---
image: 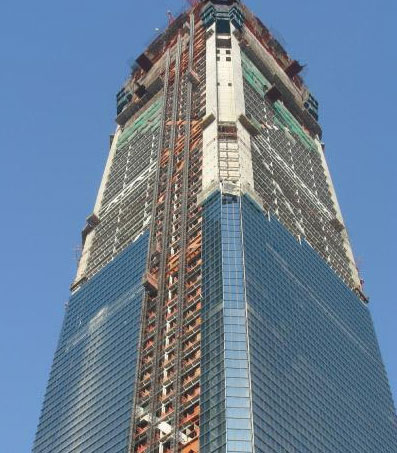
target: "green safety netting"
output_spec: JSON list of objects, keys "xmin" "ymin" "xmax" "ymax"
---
[
  {"xmin": 241, "ymin": 51, "xmax": 270, "ymax": 96},
  {"xmin": 241, "ymin": 51, "xmax": 317, "ymax": 154},
  {"xmin": 117, "ymin": 98, "xmax": 163, "ymax": 147},
  {"xmin": 273, "ymin": 101, "xmax": 317, "ymax": 153}
]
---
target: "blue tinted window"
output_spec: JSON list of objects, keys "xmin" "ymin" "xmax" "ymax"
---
[
  {"xmin": 241, "ymin": 194, "xmax": 397, "ymax": 452},
  {"xmin": 33, "ymin": 233, "xmax": 148, "ymax": 453}
]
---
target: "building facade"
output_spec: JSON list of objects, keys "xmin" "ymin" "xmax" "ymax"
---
[{"xmin": 34, "ymin": 1, "xmax": 397, "ymax": 452}]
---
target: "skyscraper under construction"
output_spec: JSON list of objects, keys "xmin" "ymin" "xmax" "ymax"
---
[{"xmin": 33, "ymin": 1, "xmax": 397, "ymax": 452}]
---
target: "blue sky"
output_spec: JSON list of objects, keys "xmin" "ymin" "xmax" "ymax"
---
[{"xmin": 0, "ymin": 0, "xmax": 396, "ymax": 451}]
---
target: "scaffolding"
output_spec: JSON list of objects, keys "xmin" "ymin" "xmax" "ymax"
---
[{"xmin": 129, "ymin": 6, "xmax": 205, "ymax": 452}]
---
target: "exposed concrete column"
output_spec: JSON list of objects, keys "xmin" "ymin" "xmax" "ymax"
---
[
  {"xmin": 74, "ymin": 127, "xmax": 121, "ymax": 286},
  {"xmin": 315, "ymin": 139, "xmax": 361, "ymax": 287},
  {"xmin": 201, "ymin": 24, "xmax": 219, "ymax": 198},
  {"xmin": 200, "ymin": 21, "xmax": 259, "ymax": 206},
  {"xmin": 217, "ymin": 40, "xmax": 235, "ymax": 122},
  {"xmin": 231, "ymin": 25, "xmax": 255, "ymax": 198},
  {"xmin": 93, "ymin": 127, "xmax": 121, "ymax": 215}
]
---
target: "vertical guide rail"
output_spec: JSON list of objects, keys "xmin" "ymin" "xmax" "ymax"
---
[
  {"xmin": 171, "ymin": 13, "xmax": 196, "ymax": 452},
  {"xmin": 128, "ymin": 49, "xmax": 171, "ymax": 453},
  {"xmin": 148, "ymin": 35, "xmax": 183, "ymax": 452}
]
